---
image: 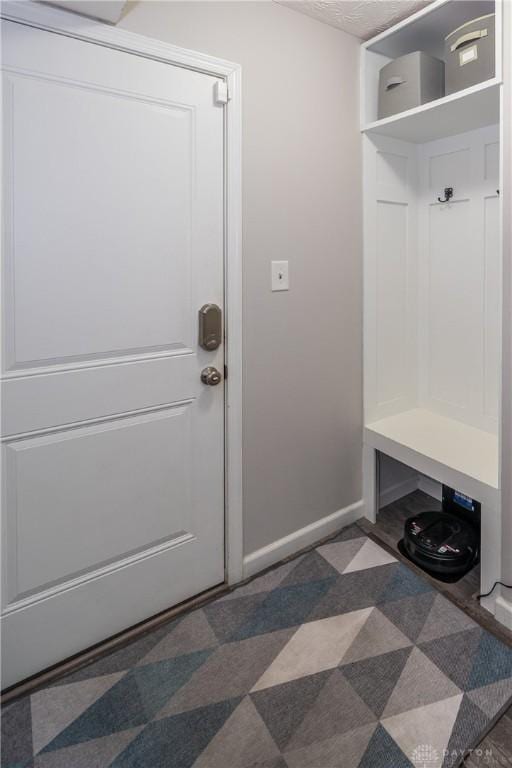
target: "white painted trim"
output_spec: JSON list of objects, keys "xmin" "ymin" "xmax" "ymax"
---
[
  {"xmin": 363, "ymin": 444, "xmax": 378, "ymax": 523},
  {"xmin": 0, "ymin": 2, "xmax": 238, "ymax": 77},
  {"xmin": 494, "ymin": 594, "xmax": 512, "ymax": 629},
  {"xmin": 500, "ymin": 0, "xmax": 512, "ymax": 608},
  {"xmin": 0, "ymin": 1, "xmax": 244, "ymax": 588},
  {"xmin": 495, "ymin": 0, "xmax": 504, "ymax": 84},
  {"xmin": 379, "ymin": 477, "xmax": 419, "ymax": 509},
  {"xmin": 224, "ymin": 65, "xmax": 244, "ymax": 585},
  {"xmin": 242, "ymin": 501, "xmax": 364, "ymax": 579}
]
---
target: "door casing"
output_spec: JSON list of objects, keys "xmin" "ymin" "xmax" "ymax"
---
[{"xmin": 0, "ymin": 0, "xmax": 244, "ymax": 586}]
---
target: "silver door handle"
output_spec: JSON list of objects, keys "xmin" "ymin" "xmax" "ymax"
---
[{"xmin": 201, "ymin": 366, "xmax": 222, "ymax": 386}]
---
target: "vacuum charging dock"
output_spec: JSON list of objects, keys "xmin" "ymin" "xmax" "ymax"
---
[{"xmin": 400, "ymin": 485, "xmax": 481, "ymax": 582}]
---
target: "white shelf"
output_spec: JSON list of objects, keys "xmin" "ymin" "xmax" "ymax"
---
[
  {"xmin": 362, "ymin": 78, "xmax": 501, "ymax": 143},
  {"xmin": 365, "ymin": 409, "xmax": 499, "ymax": 497}
]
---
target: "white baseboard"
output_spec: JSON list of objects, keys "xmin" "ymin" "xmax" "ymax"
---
[
  {"xmin": 242, "ymin": 500, "xmax": 364, "ymax": 580},
  {"xmin": 494, "ymin": 594, "xmax": 512, "ymax": 629},
  {"xmin": 418, "ymin": 475, "xmax": 442, "ymax": 501},
  {"xmin": 379, "ymin": 477, "xmax": 419, "ymax": 509}
]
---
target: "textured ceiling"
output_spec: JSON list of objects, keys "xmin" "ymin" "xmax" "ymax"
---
[{"xmin": 275, "ymin": 0, "xmax": 434, "ymax": 40}]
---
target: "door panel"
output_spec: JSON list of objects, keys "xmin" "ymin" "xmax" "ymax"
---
[
  {"xmin": 4, "ymin": 73, "xmax": 193, "ymax": 367},
  {"xmin": 4, "ymin": 407, "xmax": 194, "ymax": 601},
  {"xmin": 1, "ymin": 20, "xmax": 225, "ymax": 687},
  {"xmin": 2, "ymin": 355, "xmax": 196, "ymax": 436},
  {"xmin": 427, "ymin": 200, "xmax": 475, "ymax": 411}
]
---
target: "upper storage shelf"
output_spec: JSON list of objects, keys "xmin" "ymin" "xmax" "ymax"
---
[
  {"xmin": 362, "ymin": 78, "xmax": 500, "ymax": 143},
  {"xmin": 361, "ymin": 0, "xmax": 501, "ymax": 143}
]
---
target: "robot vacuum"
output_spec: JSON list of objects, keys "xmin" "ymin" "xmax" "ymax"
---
[{"xmin": 399, "ymin": 486, "xmax": 480, "ymax": 581}]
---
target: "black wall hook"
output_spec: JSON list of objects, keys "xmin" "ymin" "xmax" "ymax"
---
[{"xmin": 438, "ymin": 187, "xmax": 454, "ymax": 203}]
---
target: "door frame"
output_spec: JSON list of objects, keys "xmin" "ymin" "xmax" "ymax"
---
[{"xmin": 0, "ymin": 1, "xmax": 244, "ymax": 585}]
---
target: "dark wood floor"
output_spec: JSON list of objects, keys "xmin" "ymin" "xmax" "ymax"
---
[{"xmin": 360, "ymin": 490, "xmax": 512, "ymax": 767}]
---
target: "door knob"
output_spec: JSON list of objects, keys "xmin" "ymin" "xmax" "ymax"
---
[{"xmin": 201, "ymin": 366, "xmax": 222, "ymax": 386}]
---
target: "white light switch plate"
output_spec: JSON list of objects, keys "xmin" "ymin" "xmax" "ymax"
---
[{"xmin": 271, "ymin": 260, "xmax": 289, "ymax": 291}]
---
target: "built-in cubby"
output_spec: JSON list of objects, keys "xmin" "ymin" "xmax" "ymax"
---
[
  {"xmin": 361, "ymin": 0, "xmax": 505, "ymax": 617},
  {"xmin": 370, "ymin": 453, "xmax": 482, "ymax": 608},
  {"xmin": 361, "ymin": 0, "xmax": 501, "ymax": 142}
]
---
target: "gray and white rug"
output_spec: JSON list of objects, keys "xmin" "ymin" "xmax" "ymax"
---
[{"xmin": 3, "ymin": 523, "xmax": 512, "ymax": 768}]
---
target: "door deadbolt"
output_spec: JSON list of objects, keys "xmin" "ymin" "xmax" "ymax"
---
[
  {"xmin": 201, "ymin": 366, "xmax": 222, "ymax": 386},
  {"xmin": 199, "ymin": 304, "xmax": 222, "ymax": 351}
]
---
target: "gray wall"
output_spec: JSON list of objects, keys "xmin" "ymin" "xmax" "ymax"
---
[{"xmin": 121, "ymin": 1, "xmax": 363, "ymax": 555}]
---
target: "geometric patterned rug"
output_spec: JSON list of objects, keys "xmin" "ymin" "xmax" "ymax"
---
[{"xmin": 3, "ymin": 523, "xmax": 512, "ymax": 768}]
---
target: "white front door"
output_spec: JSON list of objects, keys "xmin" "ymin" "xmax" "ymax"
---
[{"xmin": 1, "ymin": 19, "xmax": 226, "ymax": 688}]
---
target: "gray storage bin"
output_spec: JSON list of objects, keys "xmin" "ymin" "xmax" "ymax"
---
[
  {"xmin": 444, "ymin": 13, "xmax": 495, "ymax": 95},
  {"xmin": 378, "ymin": 51, "xmax": 445, "ymax": 119}
]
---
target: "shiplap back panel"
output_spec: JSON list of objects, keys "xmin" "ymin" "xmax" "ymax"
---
[
  {"xmin": 364, "ymin": 134, "xmax": 418, "ymax": 423},
  {"xmin": 364, "ymin": 124, "xmax": 500, "ymax": 433},
  {"xmin": 418, "ymin": 124, "xmax": 500, "ymax": 433}
]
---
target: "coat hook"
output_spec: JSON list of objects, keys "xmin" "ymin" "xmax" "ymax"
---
[{"xmin": 438, "ymin": 186, "xmax": 454, "ymax": 203}]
